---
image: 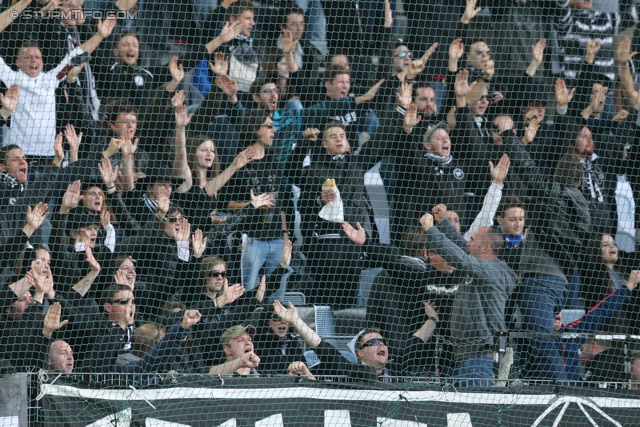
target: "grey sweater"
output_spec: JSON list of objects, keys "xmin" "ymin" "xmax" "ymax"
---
[{"xmin": 425, "ymin": 221, "xmax": 518, "ymax": 361}]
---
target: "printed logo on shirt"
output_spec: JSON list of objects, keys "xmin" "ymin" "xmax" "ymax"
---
[
  {"xmin": 134, "ymin": 75, "xmax": 145, "ymax": 87},
  {"xmin": 453, "ymin": 168, "xmax": 465, "ymax": 180},
  {"xmin": 329, "ymin": 111, "xmax": 358, "ymax": 127}
]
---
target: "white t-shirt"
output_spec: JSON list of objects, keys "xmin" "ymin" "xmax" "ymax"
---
[{"xmin": 0, "ymin": 46, "xmax": 84, "ymax": 157}]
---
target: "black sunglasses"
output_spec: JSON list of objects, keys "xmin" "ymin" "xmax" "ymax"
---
[
  {"xmin": 207, "ymin": 270, "xmax": 226, "ymax": 279},
  {"xmin": 165, "ymin": 216, "xmax": 181, "ymax": 224},
  {"xmin": 361, "ymin": 338, "xmax": 386, "ymax": 348},
  {"xmin": 110, "ymin": 297, "xmax": 136, "ymax": 305},
  {"xmin": 270, "ymin": 313, "xmax": 284, "ymax": 322}
]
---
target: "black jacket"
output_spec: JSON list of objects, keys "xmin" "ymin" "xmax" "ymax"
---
[{"xmin": 503, "ymin": 132, "xmax": 592, "ymax": 277}]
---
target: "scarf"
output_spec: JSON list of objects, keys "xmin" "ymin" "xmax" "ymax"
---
[
  {"xmin": 497, "ymin": 226, "xmax": 524, "ymax": 249},
  {"xmin": 232, "ymin": 34, "xmax": 259, "ymax": 64},
  {"xmin": 423, "ymin": 151, "xmax": 453, "ymax": 166},
  {"xmin": 142, "ymin": 193, "xmax": 158, "ymax": 213}
]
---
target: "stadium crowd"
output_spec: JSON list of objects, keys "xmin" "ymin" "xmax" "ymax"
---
[{"xmin": 1, "ymin": 0, "xmax": 640, "ymax": 388}]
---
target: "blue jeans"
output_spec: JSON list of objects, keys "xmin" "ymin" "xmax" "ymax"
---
[
  {"xmin": 453, "ymin": 355, "xmax": 494, "ymax": 388},
  {"xmin": 517, "ymin": 276, "xmax": 568, "ymax": 382},
  {"xmin": 241, "ymin": 238, "xmax": 285, "ymax": 291}
]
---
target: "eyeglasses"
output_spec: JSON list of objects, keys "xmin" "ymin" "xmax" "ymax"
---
[
  {"xmin": 270, "ymin": 314, "xmax": 284, "ymax": 322},
  {"xmin": 207, "ymin": 270, "xmax": 226, "ymax": 279},
  {"xmin": 396, "ymin": 51, "xmax": 412, "ymax": 59},
  {"xmin": 110, "ymin": 297, "xmax": 136, "ymax": 305},
  {"xmin": 261, "ymin": 88, "xmax": 280, "ymax": 95},
  {"xmin": 361, "ymin": 338, "xmax": 386, "ymax": 348},
  {"xmin": 165, "ymin": 215, "xmax": 181, "ymax": 223}
]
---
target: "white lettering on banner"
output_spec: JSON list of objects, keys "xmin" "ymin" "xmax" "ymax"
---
[
  {"xmin": 325, "ymin": 410, "xmax": 351, "ymax": 426},
  {"xmin": 255, "ymin": 414, "xmax": 284, "ymax": 426},
  {"xmin": 86, "ymin": 408, "xmax": 131, "ymax": 427},
  {"xmin": 0, "ymin": 417, "xmax": 19, "ymax": 427},
  {"xmin": 446, "ymin": 413, "xmax": 472, "ymax": 427},
  {"xmin": 145, "ymin": 418, "xmax": 192, "ymax": 427},
  {"xmin": 377, "ymin": 417, "xmax": 428, "ymax": 426}
]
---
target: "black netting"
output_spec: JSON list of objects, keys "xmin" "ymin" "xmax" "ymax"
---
[{"xmin": 1, "ymin": 0, "xmax": 640, "ymax": 424}]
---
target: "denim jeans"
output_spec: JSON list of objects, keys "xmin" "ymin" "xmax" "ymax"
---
[
  {"xmin": 453, "ymin": 355, "xmax": 494, "ymax": 387},
  {"xmin": 517, "ymin": 275, "xmax": 568, "ymax": 382},
  {"xmin": 241, "ymin": 238, "xmax": 286, "ymax": 291}
]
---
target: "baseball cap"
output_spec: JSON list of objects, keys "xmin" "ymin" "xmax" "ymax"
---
[{"xmin": 220, "ymin": 324, "xmax": 256, "ymax": 345}]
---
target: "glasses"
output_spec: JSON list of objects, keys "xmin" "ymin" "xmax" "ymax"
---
[
  {"xmin": 261, "ymin": 88, "xmax": 280, "ymax": 95},
  {"xmin": 361, "ymin": 338, "xmax": 386, "ymax": 348},
  {"xmin": 270, "ymin": 314, "xmax": 284, "ymax": 322},
  {"xmin": 207, "ymin": 270, "xmax": 226, "ymax": 279},
  {"xmin": 110, "ymin": 297, "xmax": 136, "ymax": 305},
  {"xmin": 165, "ymin": 215, "xmax": 181, "ymax": 223},
  {"xmin": 396, "ymin": 51, "xmax": 412, "ymax": 59}
]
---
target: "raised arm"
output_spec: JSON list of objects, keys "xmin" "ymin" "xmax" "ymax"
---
[
  {"xmin": 78, "ymin": 15, "xmax": 116, "ymax": 56},
  {"xmin": 173, "ymin": 105, "xmax": 193, "ymax": 193},
  {"xmin": 0, "ymin": 0, "xmax": 31, "ymax": 34},
  {"xmin": 273, "ymin": 300, "xmax": 322, "ymax": 348},
  {"xmin": 203, "ymin": 147, "xmax": 254, "ymax": 197}
]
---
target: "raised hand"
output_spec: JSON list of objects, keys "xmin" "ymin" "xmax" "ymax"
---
[
  {"xmin": 355, "ymin": 79, "xmax": 385, "ymax": 105},
  {"xmin": 65, "ymin": 123, "xmax": 83, "ymax": 154},
  {"xmin": 104, "ymin": 137, "xmax": 123, "ymax": 158},
  {"xmin": 232, "ymin": 147, "xmax": 255, "ymax": 170},
  {"xmin": 175, "ymin": 217, "xmax": 191, "ymax": 242},
  {"xmin": 0, "ymin": 84, "xmax": 19, "ymax": 117},
  {"xmin": 585, "ymin": 39, "xmax": 601, "ymax": 64},
  {"xmin": 43, "ymin": 302, "xmax": 68, "ymax": 337},
  {"xmin": 341, "ymin": 221, "xmax": 366, "ymax": 245},
  {"xmin": 218, "ymin": 21, "xmax": 243, "ymax": 44},
  {"xmin": 180, "ymin": 309, "xmax": 202, "ymax": 329},
  {"xmin": 85, "ymin": 246, "xmax": 101, "ymax": 272},
  {"xmin": 554, "ymin": 78, "xmax": 575, "ymax": 109},
  {"xmin": 216, "ymin": 75, "xmax": 239, "ymax": 99},
  {"xmin": 406, "ymin": 60, "xmax": 425, "ymax": 80},
  {"xmin": 432, "ymin": 204, "xmax": 447, "ymax": 224},
  {"xmin": 156, "ymin": 196, "xmax": 170, "ymax": 215},
  {"xmin": 273, "ymin": 300, "xmax": 299, "ymax": 324},
  {"xmin": 250, "ymin": 190, "xmax": 275, "ymax": 209},
  {"xmin": 489, "ymin": 153, "xmax": 510, "ymax": 185},
  {"xmin": 612, "ymin": 109, "xmax": 629, "ymax": 122},
  {"xmin": 171, "ymin": 90, "xmax": 185, "ymax": 108},
  {"xmin": 97, "ymin": 16, "xmax": 117, "ymax": 38},
  {"xmin": 256, "ymin": 275, "xmax": 266, "ymax": 303},
  {"xmin": 217, "ymin": 282, "xmax": 245, "ymax": 307},
  {"xmin": 280, "ymin": 239, "xmax": 292, "ymax": 268},
  {"xmin": 40, "ymin": 0, "xmax": 60, "ymax": 16},
  {"xmin": 121, "ymin": 137, "xmax": 138, "ymax": 157},
  {"xmin": 404, "ymin": 104, "xmax": 422, "ymax": 131},
  {"xmin": 531, "ymin": 39, "xmax": 546, "ymax": 65},
  {"xmin": 625, "ymin": 270, "xmax": 640, "ymax": 291},
  {"xmin": 454, "ymin": 69, "xmax": 470, "ymax": 99},
  {"xmin": 98, "ymin": 156, "xmax": 119, "ymax": 188},
  {"xmin": 61, "ymin": 180, "xmax": 83, "ymax": 212},
  {"xmin": 419, "ymin": 213, "xmax": 434, "ymax": 232},
  {"xmin": 617, "ymin": 37, "xmax": 637, "ymax": 65},
  {"xmin": 423, "ymin": 301, "xmax": 439, "ymax": 321},
  {"xmin": 53, "ymin": 132, "xmax": 64, "ymax": 165},
  {"xmin": 521, "ymin": 117, "xmax": 540, "ymax": 145},
  {"xmin": 421, "ymin": 43, "xmax": 439, "ymax": 63},
  {"xmin": 100, "ymin": 209, "xmax": 111, "ymax": 228},
  {"xmin": 280, "ymin": 28, "xmax": 299, "ymax": 55},
  {"xmin": 191, "ymin": 228, "xmax": 208, "ymax": 258},
  {"xmin": 25, "ymin": 202, "xmax": 49, "ymax": 235},
  {"xmin": 209, "ymin": 52, "xmax": 229, "ymax": 77},
  {"xmin": 169, "ymin": 55, "xmax": 184, "ymax": 84},
  {"xmin": 449, "ymin": 38, "xmax": 464, "ymax": 61},
  {"xmin": 174, "ymin": 104, "xmax": 192, "ymax": 129},
  {"xmin": 384, "ymin": 0, "xmax": 392, "ymax": 28},
  {"xmin": 461, "ymin": 0, "xmax": 481, "ymax": 24},
  {"xmin": 396, "ymin": 81, "xmax": 413, "ymax": 109}
]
